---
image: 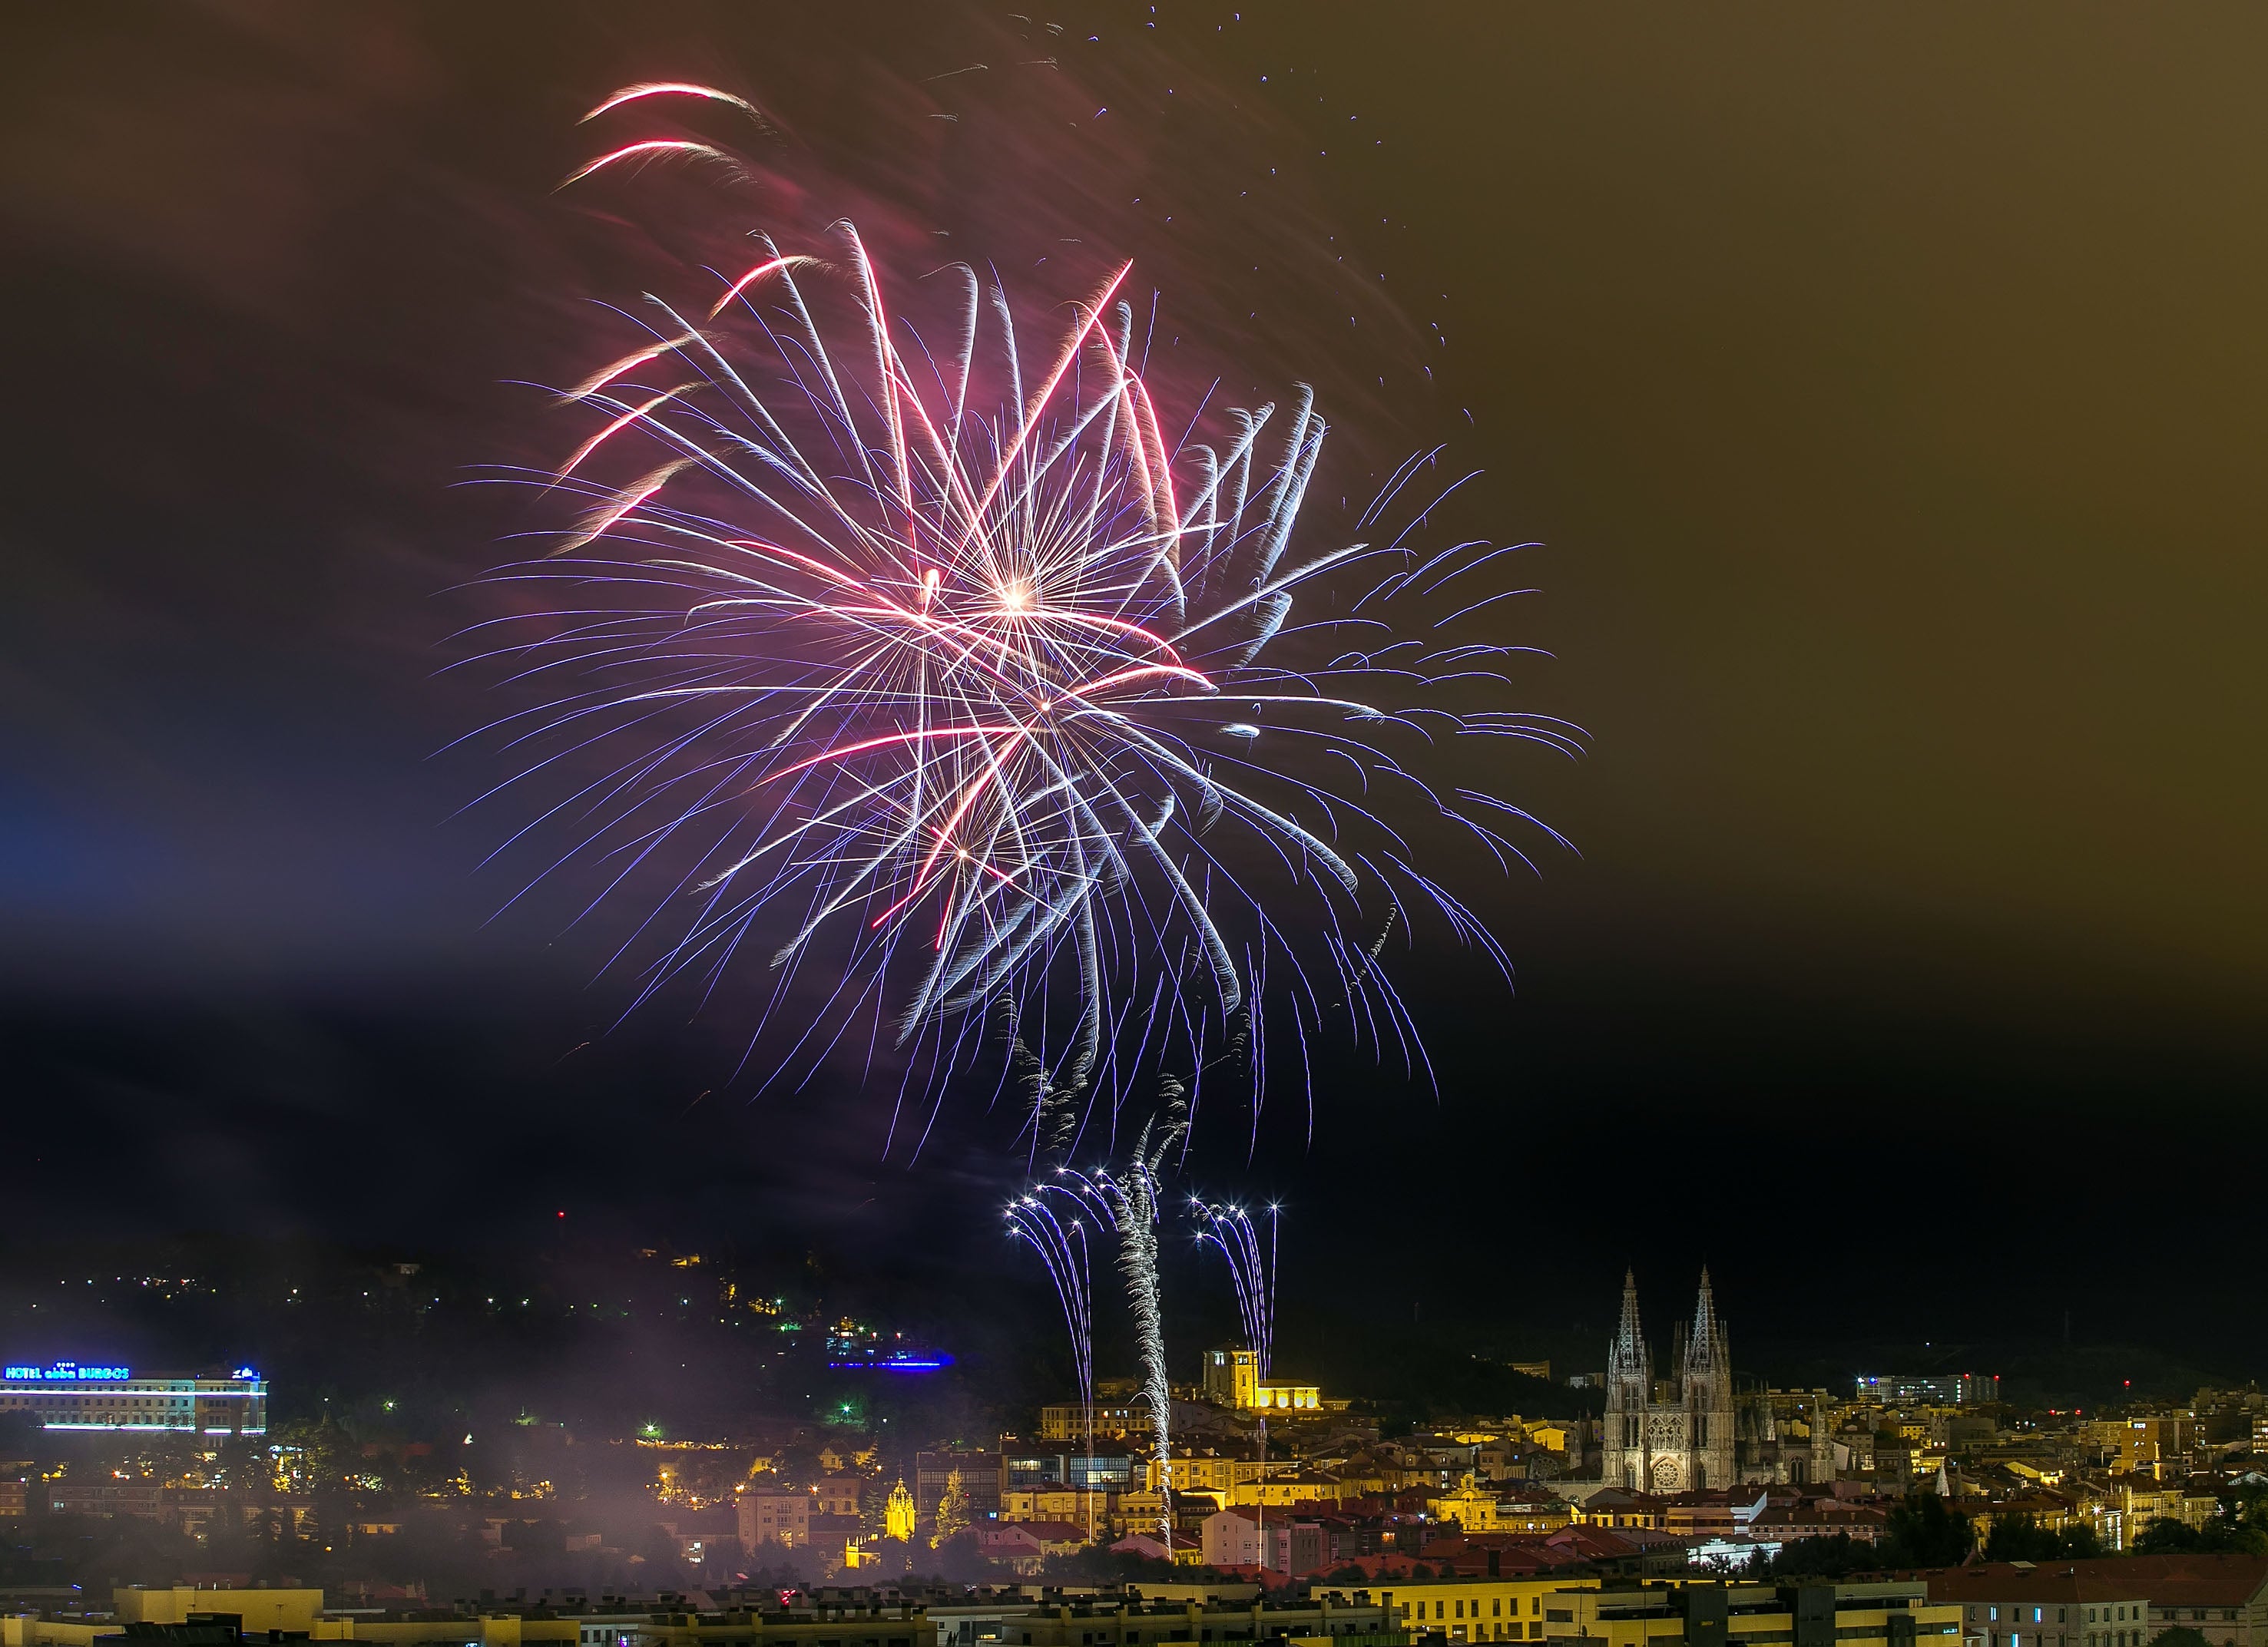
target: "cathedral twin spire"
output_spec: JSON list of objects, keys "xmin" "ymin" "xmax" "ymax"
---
[
  {"xmin": 1687, "ymin": 1265, "xmax": 1728, "ymax": 1381},
  {"xmin": 1607, "ymin": 1266, "xmax": 1728, "ymax": 1385},
  {"xmin": 1601, "ymin": 1269, "xmax": 1747, "ymax": 1491},
  {"xmin": 1610, "ymin": 1267, "xmax": 1648, "ymax": 1383}
]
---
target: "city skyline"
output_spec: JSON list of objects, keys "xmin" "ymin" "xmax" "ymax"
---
[
  {"xmin": 0, "ymin": 1233, "xmax": 2263, "ymax": 1607},
  {"xmin": 3, "ymin": 10, "xmax": 2266, "ymax": 1616}
]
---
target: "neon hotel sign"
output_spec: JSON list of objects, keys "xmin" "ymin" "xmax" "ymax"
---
[{"xmin": 4, "ymin": 1362, "xmax": 132, "ymax": 1381}]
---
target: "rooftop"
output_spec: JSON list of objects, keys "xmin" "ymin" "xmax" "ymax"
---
[{"xmin": 1926, "ymin": 1557, "xmax": 2268, "ymax": 1609}]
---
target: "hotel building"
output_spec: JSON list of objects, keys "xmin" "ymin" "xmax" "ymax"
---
[{"xmin": 0, "ymin": 1361, "xmax": 267, "ymax": 1434}]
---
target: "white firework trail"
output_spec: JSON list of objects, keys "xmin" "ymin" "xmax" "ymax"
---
[{"xmin": 1057, "ymin": 1113, "xmax": 1182, "ymax": 1546}]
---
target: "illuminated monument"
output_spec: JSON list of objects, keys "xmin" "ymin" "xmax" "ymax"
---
[
  {"xmin": 1201, "ymin": 1346, "xmax": 1320, "ymax": 1413},
  {"xmin": 1600, "ymin": 1271, "xmax": 1737, "ymax": 1492},
  {"xmin": 1598, "ymin": 1274, "xmax": 1836, "ymax": 1488}
]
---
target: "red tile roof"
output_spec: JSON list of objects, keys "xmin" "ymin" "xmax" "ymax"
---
[
  {"xmin": 1925, "ymin": 1566, "xmax": 2155, "ymax": 1606},
  {"xmin": 1016, "ymin": 1519, "xmax": 1092, "ymax": 1543},
  {"xmin": 1926, "ymin": 1556, "xmax": 2268, "ymax": 1609}
]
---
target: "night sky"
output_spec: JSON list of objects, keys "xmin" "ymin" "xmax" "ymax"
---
[{"xmin": 4, "ymin": 6, "xmax": 2264, "ymax": 1385}]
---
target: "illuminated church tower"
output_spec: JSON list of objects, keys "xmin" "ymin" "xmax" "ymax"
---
[
  {"xmin": 1683, "ymin": 1268, "xmax": 1737, "ymax": 1490},
  {"xmin": 1599, "ymin": 1268, "xmax": 1739, "ymax": 1491},
  {"xmin": 1602, "ymin": 1270, "xmax": 1651, "ymax": 1488}
]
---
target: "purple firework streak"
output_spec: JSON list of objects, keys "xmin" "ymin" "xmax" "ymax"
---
[{"xmin": 1191, "ymin": 1197, "xmax": 1276, "ymax": 1381}]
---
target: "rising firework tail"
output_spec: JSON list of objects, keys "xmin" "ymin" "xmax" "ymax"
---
[
  {"xmin": 1005, "ymin": 1179, "xmax": 1103, "ymax": 1542},
  {"xmin": 456, "ymin": 84, "xmax": 1581, "ymax": 1137},
  {"xmin": 1050, "ymin": 1103, "xmax": 1185, "ymax": 1549}
]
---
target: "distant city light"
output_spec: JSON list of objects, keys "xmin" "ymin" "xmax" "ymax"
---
[{"xmin": 826, "ymin": 1347, "xmax": 953, "ymax": 1373}]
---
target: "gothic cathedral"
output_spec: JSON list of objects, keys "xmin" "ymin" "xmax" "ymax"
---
[{"xmin": 1601, "ymin": 1268, "xmax": 1738, "ymax": 1492}]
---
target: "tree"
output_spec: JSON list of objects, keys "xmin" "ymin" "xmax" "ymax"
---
[
  {"xmin": 1770, "ymin": 1534, "xmax": 1872, "ymax": 1579},
  {"xmin": 2135, "ymin": 1516, "xmax": 2268, "ymax": 1556},
  {"xmin": 1982, "ymin": 1515, "xmax": 2096, "ymax": 1561},
  {"xmin": 2236, "ymin": 1486, "xmax": 2268, "ymax": 1537},
  {"xmin": 930, "ymin": 1468, "xmax": 971, "ymax": 1548},
  {"xmin": 0, "ymin": 1413, "xmax": 42, "ymax": 1457},
  {"xmin": 1985, "ymin": 1516, "xmax": 2064, "ymax": 1563},
  {"xmin": 1883, "ymin": 1491, "xmax": 1975, "ymax": 1568},
  {"xmin": 1041, "ymin": 1545, "xmax": 1182, "ymax": 1583},
  {"xmin": 2134, "ymin": 1517, "xmax": 2195, "ymax": 1554}
]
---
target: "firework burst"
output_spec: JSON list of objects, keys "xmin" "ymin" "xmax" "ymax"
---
[{"xmin": 457, "ymin": 85, "xmax": 1580, "ymax": 1136}]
